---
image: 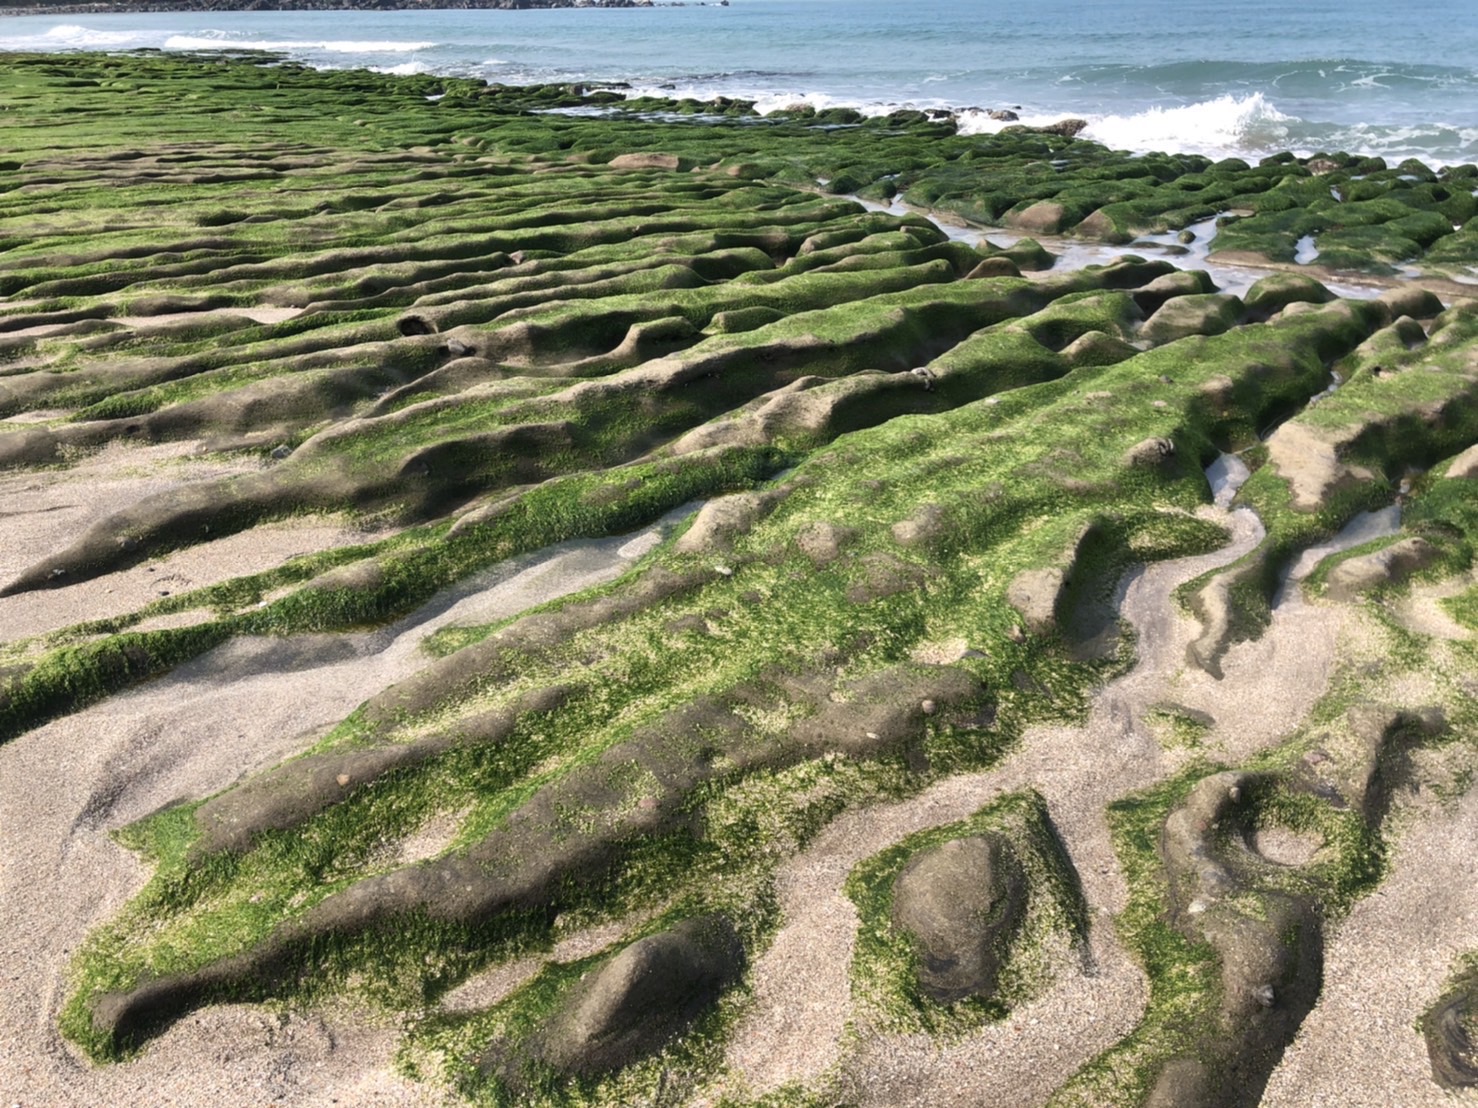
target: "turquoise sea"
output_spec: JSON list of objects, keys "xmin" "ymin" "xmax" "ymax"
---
[{"xmin": 2, "ymin": 0, "xmax": 1475, "ymax": 164}]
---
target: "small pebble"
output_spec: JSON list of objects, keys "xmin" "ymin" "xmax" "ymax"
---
[
  {"xmin": 920, "ymin": 699, "xmax": 937, "ymax": 715},
  {"xmin": 336, "ymin": 773, "xmax": 351, "ymax": 787}
]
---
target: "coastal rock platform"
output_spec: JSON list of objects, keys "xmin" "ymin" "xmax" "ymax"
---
[{"xmin": 1, "ymin": 53, "xmax": 1476, "ymax": 1108}]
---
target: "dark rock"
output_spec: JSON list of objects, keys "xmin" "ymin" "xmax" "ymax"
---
[
  {"xmin": 988, "ymin": 109, "xmax": 1019, "ymax": 122},
  {"xmin": 891, "ymin": 833, "xmax": 1027, "ymax": 1003},
  {"xmin": 1425, "ymin": 977, "xmax": 1478, "ymax": 1089},
  {"xmin": 531, "ymin": 914, "xmax": 745, "ymax": 1078},
  {"xmin": 1039, "ymin": 118, "xmax": 1089, "ymax": 138}
]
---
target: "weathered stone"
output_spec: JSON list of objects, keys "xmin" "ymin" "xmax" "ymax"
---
[
  {"xmin": 891, "ymin": 502, "xmax": 949, "ymax": 547},
  {"xmin": 1449, "ymin": 443, "xmax": 1478, "ymax": 478},
  {"xmin": 1242, "ymin": 272, "xmax": 1335, "ymax": 319},
  {"xmin": 533, "ymin": 914, "xmax": 744, "ymax": 1077},
  {"xmin": 1130, "ymin": 269, "xmax": 1218, "ymax": 315},
  {"xmin": 964, "ymin": 255, "xmax": 1023, "ymax": 279},
  {"xmin": 1006, "ymin": 567, "xmax": 1065, "ymax": 636},
  {"xmin": 674, "ymin": 489, "xmax": 785, "ymax": 553},
  {"xmin": 1060, "ymin": 329, "xmax": 1137, "ymax": 367},
  {"xmin": 1324, "ymin": 537, "xmax": 1439, "ymax": 601},
  {"xmin": 1377, "ymin": 285, "xmax": 1444, "ymax": 321},
  {"xmin": 1004, "ymin": 201, "xmax": 1070, "ymax": 236},
  {"xmin": 1265, "ymin": 421, "xmax": 1373, "ymax": 512},
  {"xmin": 608, "ymin": 152, "xmax": 692, "ymax": 172},
  {"xmin": 1124, "ymin": 436, "xmax": 1176, "ymax": 469},
  {"xmin": 1141, "ymin": 293, "xmax": 1247, "ymax": 346},
  {"xmin": 1425, "ymin": 979, "xmax": 1478, "ymax": 1089},
  {"xmin": 891, "ymin": 833, "xmax": 1027, "ymax": 1003},
  {"xmin": 794, "ymin": 520, "xmax": 857, "ymax": 564}
]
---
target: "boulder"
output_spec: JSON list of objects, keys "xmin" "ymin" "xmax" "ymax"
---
[
  {"xmin": 1242, "ymin": 272, "xmax": 1334, "ymax": 319},
  {"xmin": 1377, "ymin": 284, "xmax": 1444, "ymax": 321},
  {"xmin": 534, "ymin": 915, "xmax": 744, "ymax": 1077},
  {"xmin": 1131, "ymin": 269, "xmax": 1218, "ymax": 315},
  {"xmin": 988, "ymin": 109, "xmax": 1019, "ymax": 122},
  {"xmin": 891, "ymin": 502, "xmax": 950, "ymax": 548},
  {"xmin": 891, "ymin": 833, "xmax": 1027, "ymax": 1003},
  {"xmin": 965, "ymin": 255, "xmax": 1023, "ymax": 280},
  {"xmin": 1038, "ymin": 118, "xmax": 1088, "ymax": 138},
  {"xmin": 1140, "ymin": 293, "xmax": 1247, "ymax": 346},
  {"xmin": 1004, "ymin": 201, "xmax": 1070, "ymax": 236}
]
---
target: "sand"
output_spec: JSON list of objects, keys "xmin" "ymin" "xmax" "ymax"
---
[
  {"xmin": 4, "ymin": 447, "xmax": 1464, "ymax": 1106},
  {"xmin": 0, "ymin": 508, "xmax": 692, "ymax": 1107}
]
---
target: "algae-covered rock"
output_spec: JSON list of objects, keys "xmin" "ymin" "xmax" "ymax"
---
[
  {"xmin": 1425, "ymin": 973, "xmax": 1478, "ymax": 1089},
  {"xmin": 1005, "ymin": 200, "xmax": 1070, "ymax": 235},
  {"xmin": 964, "ymin": 255, "xmax": 1023, "ymax": 279},
  {"xmin": 1140, "ymin": 292, "xmax": 1247, "ymax": 346},
  {"xmin": 530, "ymin": 915, "xmax": 744, "ymax": 1077},
  {"xmin": 1323, "ymin": 536, "xmax": 1439, "ymax": 601},
  {"xmin": 890, "ymin": 833, "xmax": 1027, "ymax": 1003},
  {"xmin": 1060, "ymin": 329, "xmax": 1138, "ymax": 366},
  {"xmin": 1242, "ymin": 272, "xmax": 1335, "ymax": 318}
]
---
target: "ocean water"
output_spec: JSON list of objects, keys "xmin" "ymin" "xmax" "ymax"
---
[{"xmin": 2, "ymin": 0, "xmax": 1475, "ymax": 165}]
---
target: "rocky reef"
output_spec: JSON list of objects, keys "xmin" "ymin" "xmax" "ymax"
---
[{"xmin": 1, "ymin": 52, "xmax": 1476, "ymax": 1107}]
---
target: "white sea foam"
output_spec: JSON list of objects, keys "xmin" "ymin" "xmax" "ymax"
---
[
  {"xmin": 372, "ymin": 61, "xmax": 430, "ymax": 76},
  {"xmin": 35, "ymin": 23, "xmax": 154, "ymax": 47},
  {"xmin": 1081, "ymin": 93, "xmax": 1293, "ymax": 158},
  {"xmin": 163, "ymin": 34, "xmax": 435, "ymax": 53}
]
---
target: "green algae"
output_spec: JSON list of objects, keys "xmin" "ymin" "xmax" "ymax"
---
[{"xmin": 0, "ymin": 49, "xmax": 1474, "ymax": 1107}]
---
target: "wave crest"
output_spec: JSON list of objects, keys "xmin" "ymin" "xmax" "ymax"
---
[
  {"xmin": 162, "ymin": 34, "xmax": 435, "ymax": 53},
  {"xmin": 1082, "ymin": 93, "xmax": 1293, "ymax": 157}
]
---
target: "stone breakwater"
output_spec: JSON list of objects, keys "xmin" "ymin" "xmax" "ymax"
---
[{"xmin": 0, "ymin": 53, "xmax": 1476, "ymax": 1108}]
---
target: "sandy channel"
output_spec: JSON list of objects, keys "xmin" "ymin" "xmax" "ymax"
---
[{"xmin": 0, "ymin": 506, "xmax": 691, "ymax": 1107}]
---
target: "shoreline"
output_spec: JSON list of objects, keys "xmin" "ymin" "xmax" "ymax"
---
[
  {"xmin": 0, "ymin": 0, "xmax": 725, "ymax": 13},
  {"xmin": 1, "ymin": 51, "xmax": 1477, "ymax": 1108}
]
